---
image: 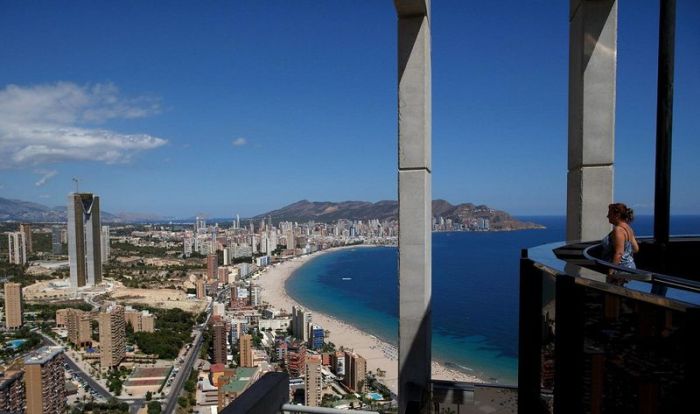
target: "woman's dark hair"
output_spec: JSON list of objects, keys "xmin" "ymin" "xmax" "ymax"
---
[{"xmin": 609, "ymin": 203, "xmax": 634, "ymax": 223}]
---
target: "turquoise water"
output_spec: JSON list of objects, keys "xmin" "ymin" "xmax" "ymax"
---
[
  {"xmin": 367, "ymin": 392, "xmax": 384, "ymax": 400},
  {"xmin": 286, "ymin": 216, "xmax": 700, "ymax": 385},
  {"xmin": 6, "ymin": 339, "xmax": 27, "ymax": 350}
]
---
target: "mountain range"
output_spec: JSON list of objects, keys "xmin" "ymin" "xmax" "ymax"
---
[
  {"xmin": 253, "ymin": 199, "xmax": 543, "ymax": 230},
  {"xmin": 0, "ymin": 197, "xmax": 147, "ymax": 223},
  {"xmin": 0, "ymin": 197, "xmax": 543, "ymax": 230}
]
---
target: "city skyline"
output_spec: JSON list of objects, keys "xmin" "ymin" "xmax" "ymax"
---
[{"xmin": 1, "ymin": 1, "xmax": 699, "ymax": 218}]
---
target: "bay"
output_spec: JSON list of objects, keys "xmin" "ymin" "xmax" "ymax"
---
[{"xmin": 286, "ymin": 215, "xmax": 700, "ymax": 385}]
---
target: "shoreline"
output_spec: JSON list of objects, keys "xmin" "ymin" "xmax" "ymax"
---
[{"xmin": 255, "ymin": 245, "xmax": 486, "ymax": 395}]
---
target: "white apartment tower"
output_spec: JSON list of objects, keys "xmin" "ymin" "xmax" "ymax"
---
[
  {"xmin": 101, "ymin": 225, "xmax": 110, "ymax": 262},
  {"xmin": 7, "ymin": 232, "xmax": 27, "ymax": 264},
  {"xmin": 195, "ymin": 216, "xmax": 206, "ymax": 233}
]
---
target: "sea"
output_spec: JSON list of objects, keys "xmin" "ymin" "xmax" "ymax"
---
[{"xmin": 285, "ymin": 215, "xmax": 700, "ymax": 385}]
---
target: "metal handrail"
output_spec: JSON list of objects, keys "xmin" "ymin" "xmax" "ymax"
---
[
  {"xmin": 281, "ymin": 404, "xmax": 379, "ymax": 414},
  {"xmin": 582, "ymin": 240, "xmax": 700, "ymax": 293}
]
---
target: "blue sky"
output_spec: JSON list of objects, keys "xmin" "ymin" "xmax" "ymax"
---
[{"xmin": 0, "ymin": 1, "xmax": 698, "ymax": 218}]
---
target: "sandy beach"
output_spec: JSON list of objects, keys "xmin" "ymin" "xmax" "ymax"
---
[{"xmin": 255, "ymin": 246, "xmax": 486, "ymax": 395}]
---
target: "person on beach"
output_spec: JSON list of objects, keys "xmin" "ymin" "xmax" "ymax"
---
[{"xmin": 601, "ymin": 203, "xmax": 639, "ymax": 273}]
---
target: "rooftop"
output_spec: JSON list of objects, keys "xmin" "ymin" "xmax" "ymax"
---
[
  {"xmin": 23, "ymin": 346, "xmax": 64, "ymax": 365},
  {"xmin": 220, "ymin": 367, "xmax": 259, "ymax": 394}
]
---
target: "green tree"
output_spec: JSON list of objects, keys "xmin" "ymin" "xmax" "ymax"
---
[
  {"xmin": 177, "ymin": 396, "xmax": 188, "ymax": 408},
  {"xmin": 147, "ymin": 401, "xmax": 162, "ymax": 414}
]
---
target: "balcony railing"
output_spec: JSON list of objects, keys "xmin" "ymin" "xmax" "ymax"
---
[
  {"xmin": 519, "ymin": 236, "xmax": 700, "ymax": 413},
  {"xmin": 222, "ymin": 372, "xmax": 523, "ymax": 414}
]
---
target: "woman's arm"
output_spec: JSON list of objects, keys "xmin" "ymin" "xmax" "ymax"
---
[{"xmin": 627, "ymin": 226, "xmax": 639, "ymax": 253}]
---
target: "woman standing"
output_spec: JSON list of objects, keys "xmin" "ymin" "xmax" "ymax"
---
[{"xmin": 601, "ymin": 203, "xmax": 639, "ymax": 270}]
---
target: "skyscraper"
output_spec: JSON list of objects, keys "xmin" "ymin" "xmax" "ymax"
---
[
  {"xmin": 343, "ymin": 351, "xmax": 367, "ymax": 392},
  {"xmin": 286, "ymin": 229, "xmax": 295, "ymax": 250},
  {"xmin": 292, "ymin": 306, "xmax": 312, "ymax": 343},
  {"xmin": 207, "ymin": 253, "xmax": 218, "ymax": 281},
  {"xmin": 24, "ymin": 346, "xmax": 65, "ymax": 414},
  {"xmin": 4, "ymin": 282, "xmax": 23, "ymax": 330},
  {"xmin": 101, "ymin": 225, "xmax": 110, "ymax": 262},
  {"xmin": 99, "ymin": 303, "xmax": 125, "ymax": 370},
  {"xmin": 196, "ymin": 277, "xmax": 206, "ymax": 299},
  {"xmin": 7, "ymin": 232, "xmax": 26, "ymax": 264},
  {"xmin": 239, "ymin": 334, "xmax": 253, "ymax": 368},
  {"xmin": 304, "ymin": 354, "xmax": 322, "ymax": 407},
  {"xmin": 51, "ymin": 226, "xmax": 62, "ymax": 254},
  {"xmin": 0, "ymin": 367, "xmax": 24, "ymax": 414},
  {"xmin": 67, "ymin": 193, "xmax": 102, "ymax": 287},
  {"xmin": 19, "ymin": 223, "xmax": 32, "ymax": 254},
  {"xmin": 196, "ymin": 216, "xmax": 206, "ymax": 233},
  {"xmin": 212, "ymin": 322, "xmax": 228, "ymax": 365}
]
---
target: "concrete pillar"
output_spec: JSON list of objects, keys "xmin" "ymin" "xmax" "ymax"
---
[
  {"xmin": 396, "ymin": 1, "xmax": 431, "ymax": 412},
  {"xmin": 567, "ymin": 0, "xmax": 617, "ymax": 241}
]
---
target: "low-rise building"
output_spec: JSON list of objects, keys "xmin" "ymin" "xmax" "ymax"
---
[{"xmin": 217, "ymin": 367, "xmax": 259, "ymax": 409}]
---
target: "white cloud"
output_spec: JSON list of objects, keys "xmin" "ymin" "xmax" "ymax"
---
[
  {"xmin": 232, "ymin": 137, "xmax": 247, "ymax": 147},
  {"xmin": 0, "ymin": 82, "xmax": 167, "ymax": 168},
  {"xmin": 34, "ymin": 169, "xmax": 57, "ymax": 186}
]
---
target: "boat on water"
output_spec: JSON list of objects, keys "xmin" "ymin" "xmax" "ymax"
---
[{"xmin": 341, "ymin": 277, "xmax": 352, "ymax": 281}]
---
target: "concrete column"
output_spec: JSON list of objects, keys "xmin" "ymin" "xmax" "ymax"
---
[
  {"xmin": 567, "ymin": 0, "xmax": 617, "ymax": 241},
  {"xmin": 396, "ymin": 1, "xmax": 431, "ymax": 412}
]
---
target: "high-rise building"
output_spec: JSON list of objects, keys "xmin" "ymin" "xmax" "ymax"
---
[
  {"xmin": 239, "ymin": 334, "xmax": 253, "ymax": 368},
  {"xmin": 51, "ymin": 226, "xmax": 63, "ymax": 254},
  {"xmin": 248, "ymin": 285, "xmax": 260, "ymax": 307},
  {"xmin": 196, "ymin": 216, "xmax": 206, "ymax": 233},
  {"xmin": 19, "ymin": 223, "xmax": 32, "ymax": 254},
  {"xmin": 196, "ymin": 277, "xmax": 206, "ymax": 299},
  {"xmin": 183, "ymin": 236, "xmax": 194, "ymax": 257},
  {"xmin": 304, "ymin": 354, "xmax": 322, "ymax": 407},
  {"xmin": 24, "ymin": 346, "xmax": 65, "ymax": 414},
  {"xmin": 308, "ymin": 324, "xmax": 324, "ymax": 350},
  {"xmin": 343, "ymin": 351, "xmax": 367, "ymax": 392},
  {"xmin": 0, "ymin": 366, "xmax": 24, "ymax": 413},
  {"xmin": 7, "ymin": 232, "xmax": 27, "ymax": 264},
  {"xmin": 286, "ymin": 229, "xmax": 295, "ymax": 250},
  {"xmin": 67, "ymin": 193, "xmax": 102, "ymax": 287},
  {"xmin": 292, "ymin": 306, "xmax": 312, "ymax": 342},
  {"xmin": 207, "ymin": 254, "xmax": 218, "ymax": 281},
  {"xmin": 101, "ymin": 225, "xmax": 110, "ymax": 262},
  {"xmin": 222, "ymin": 247, "xmax": 231, "ymax": 265},
  {"xmin": 287, "ymin": 344, "xmax": 306, "ymax": 378},
  {"xmin": 99, "ymin": 304, "xmax": 125, "ymax": 370},
  {"xmin": 331, "ymin": 351, "xmax": 345, "ymax": 376},
  {"xmin": 212, "ymin": 322, "xmax": 228, "ymax": 365},
  {"xmin": 4, "ymin": 282, "xmax": 23, "ymax": 330},
  {"xmin": 66, "ymin": 309, "xmax": 92, "ymax": 347}
]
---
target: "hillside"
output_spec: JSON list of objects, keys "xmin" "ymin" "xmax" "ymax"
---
[
  {"xmin": 1, "ymin": 197, "xmax": 129, "ymax": 223},
  {"xmin": 254, "ymin": 199, "xmax": 543, "ymax": 231}
]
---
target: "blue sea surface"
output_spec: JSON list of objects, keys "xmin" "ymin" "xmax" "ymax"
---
[{"xmin": 286, "ymin": 215, "xmax": 700, "ymax": 385}]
